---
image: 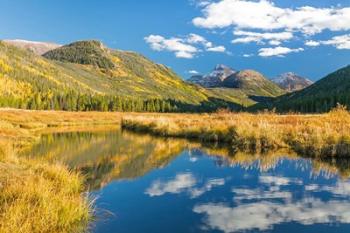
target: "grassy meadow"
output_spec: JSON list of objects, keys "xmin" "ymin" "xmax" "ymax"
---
[{"xmin": 122, "ymin": 106, "xmax": 350, "ymax": 157}]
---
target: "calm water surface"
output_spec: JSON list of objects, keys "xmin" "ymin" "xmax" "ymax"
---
[{"xmin": 25, "ymin": 130, "xmax": 350, "ymax": 233}]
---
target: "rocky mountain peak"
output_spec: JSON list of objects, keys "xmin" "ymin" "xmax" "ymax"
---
[
  {"xmin": 188, "ymin": 64, "xmax": 236, "ymax": 87},
  {"xmin": 272, "ymin": 72, "xmax": 313, "ymax": 92}
]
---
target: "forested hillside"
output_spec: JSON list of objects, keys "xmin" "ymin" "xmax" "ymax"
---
[
  {"xmin": 254, "ymin": 65, "xmax": 350, "ymax": 113},
  {"xmin": 0, "ymin": 40, "xmax": 226, "ymax": 112}
]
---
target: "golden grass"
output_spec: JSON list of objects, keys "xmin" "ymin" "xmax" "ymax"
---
[
  {"xmin": 0, "ymin": 108, "xmax": 123, "ymax": 148},
  {"xmin": 0, "ymin": 109, "xmax": 127, "ymax": 233},
  {"xmin": 122, "ymin": 106, "xmax": 350, "ymax": 157},
  {"xmin": 0, "ymin": 141, "xmax": 91, "ymax": 233}
]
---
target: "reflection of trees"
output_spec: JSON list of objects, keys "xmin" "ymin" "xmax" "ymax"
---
[
  {"xmin": 189, "ymin": 143, "xmax": 350, "ymax": 178},
  {"xmin": 26, "ymin": 130, "xmax": 186, "ymax": 190},
  {"xmin": 26, "ymin": 129, "xmax": 350, "ymax": 190},
  {"xmin": 312, "ymin": 158, "xmax": 350, "ymax": 179}
]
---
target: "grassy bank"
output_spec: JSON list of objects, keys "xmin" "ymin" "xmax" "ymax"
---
[
  {"xmin": 0, "ymin": 141, "xmax": 91, "ymax": 233},
  {"xmin": 0, "ymin": 109, "xmax": 123, "ymax": 233},
  {"xmin": 0, "ymin": 109, "xmax": 122, "ymax": 148},
  {"xmin": 122, "ymin": 106, "xmax": 350, "ymax": 157}
]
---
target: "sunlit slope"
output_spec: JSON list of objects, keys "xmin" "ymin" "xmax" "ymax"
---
[{"xmin": 0, "ymin": 40, "xmax": 210, "ymax": 105}]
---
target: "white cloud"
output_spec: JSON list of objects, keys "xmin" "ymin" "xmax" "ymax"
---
[
  {"xmin": 144, "ymin": 35, "xmax": 198, "ymax": 58},
  {"xmin": 187, "ymin": 33, "xmax": 213, "ymax": 48},
  {"xmin": 189, "ymin": 70, "xmax": 200, "ymax": 75},
  {"xmin": 305, "ymin": 40, "xmax": 321, "ymax": 47},
  {"xmin": 232, "ymin": 30, "xmax": 293, "ymax": 45},
  {"xmin": 191, "ymin": 0, "xmax": 212, "ymax": 7},
  {"xmin": 193, "ymin": 0, "xmax": 350, "ymax": 35},
  {"xmin": 305, "ymin": 34, "xmax": 350, "ymax": 49},
  {"xmin": 258, "ymin": 46, "xmax": 304, "ymax": 57},
  {"xmin": 321, "ymin": 34, "xmax": 350, "ymax": 49},
  {"xmin": 207, "ymin": 45, "xmax": 226, "ymax": 52},
  {"xmin": 145, "ymin": 33, "xmax": 227, "ymax": 58}
]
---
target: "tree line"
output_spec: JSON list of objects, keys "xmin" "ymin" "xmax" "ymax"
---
[{"xmin": 0, "ymin": 91, "xmax": 240, "ymax": 113}]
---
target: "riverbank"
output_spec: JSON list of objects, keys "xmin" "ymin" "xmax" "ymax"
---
[
  {"xmin": 122, "ymin": 106, "xmax": 350, "ymax": 157},
  {"xmin": 0, "ymin": 109, "xmax": 123, "ymax": 233},
  {"xmin": 1, "ymin": 107, "xmax": 350, "ymax": 232}
]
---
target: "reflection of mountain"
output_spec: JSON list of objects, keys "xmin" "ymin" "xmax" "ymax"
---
[{"xmin": 26, "ymin": 130, "xmax": 186, "ymax": 189}]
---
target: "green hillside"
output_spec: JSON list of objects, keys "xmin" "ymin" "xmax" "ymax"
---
[
  {"xmin": 254, "ymin": 65, "xmax": 350, "ymax": 112},
  {"xmin": 0, "ymin": 39, "xmax": 288, "ymax": 112},
  {"xmin": 0, "ymin": 40, "xmax": 218, "ymax": 111}
]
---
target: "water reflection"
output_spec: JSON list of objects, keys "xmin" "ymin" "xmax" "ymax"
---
[
  {"xmin": 25, "ymin": 129, "xmax": 185, "ymax": 189},
  {"xmin": 194, "ymin": 174, "xmax": 350, "ymax": 233},
  {"xmin": 145, "ymin": 173, "xmax": 226, "ymax": 199},
  {"xmin": 24, "ymin": 129, "xmax": 350, "ymax": 233}
]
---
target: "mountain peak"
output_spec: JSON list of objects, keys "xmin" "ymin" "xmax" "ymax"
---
[
  {"xmin": 214, "ymin": 64, "xmax": 232, "ymax": 71},
  {"xmin": 272, "ymin": 72, "xmax": 313, "ymax": 92},
  {"xmin": 187, "ymin": 65, "xmax": 285, "ymax": 97},
  {"xmin": 188, "ymin": 64, "xmax": 236, "ymax": 87},
  {"xmin": 43, "ymin": 40, "xmax": 115, "ymax": 70}
]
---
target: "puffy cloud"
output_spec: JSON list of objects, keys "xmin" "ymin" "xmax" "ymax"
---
[
  {"xmin": 305, "ymin": 40, "xmax": 321, "ymax": 47},
  {"xmin": 144, "ymin": 35, "xmax": 198, "ymax": 58},
  {"xmin": 145, "ymin": 33, "xmax": 226, "ymax": 58},
  {"xmin": 305, "ymin": 34, "xmax": 350, "ymax": 49},
  {"xmin": 207, "ymin": 45, "xmax": 226, "ymax": 52},
  {"xmin": 258, "ymin": 46, "xmax": 304, "ymax": 57},
  {"xmin": 193, "ymin": 0, "xmax": 350, "ymax": 35},
  {"xmin": 232, "ymin": 30, "xmax": 293, "ymax": 45},
  {"xmin": 321, "ymin": 34, "xmax": 350, "ymax": 49}
]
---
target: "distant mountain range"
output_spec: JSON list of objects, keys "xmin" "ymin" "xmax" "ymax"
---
[
  {"xmin": 0, "ymin": 39, "xmax": 349, "ymax": 113},
  {"xmin": 188, "ymin": 65, "xmax": 286, "ymax": 99},
  {"xmin": 188, "ymin": 65, "xmax": 312, "ymax": 93},
  {"xmin": 272, "ymin": 72, "xmax": 313, "ymax": 92}
]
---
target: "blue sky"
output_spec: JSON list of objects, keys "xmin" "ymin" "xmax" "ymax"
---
[{"xmin": 1, "ymin": 0, "xmax": 350, "ymax": 81}]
